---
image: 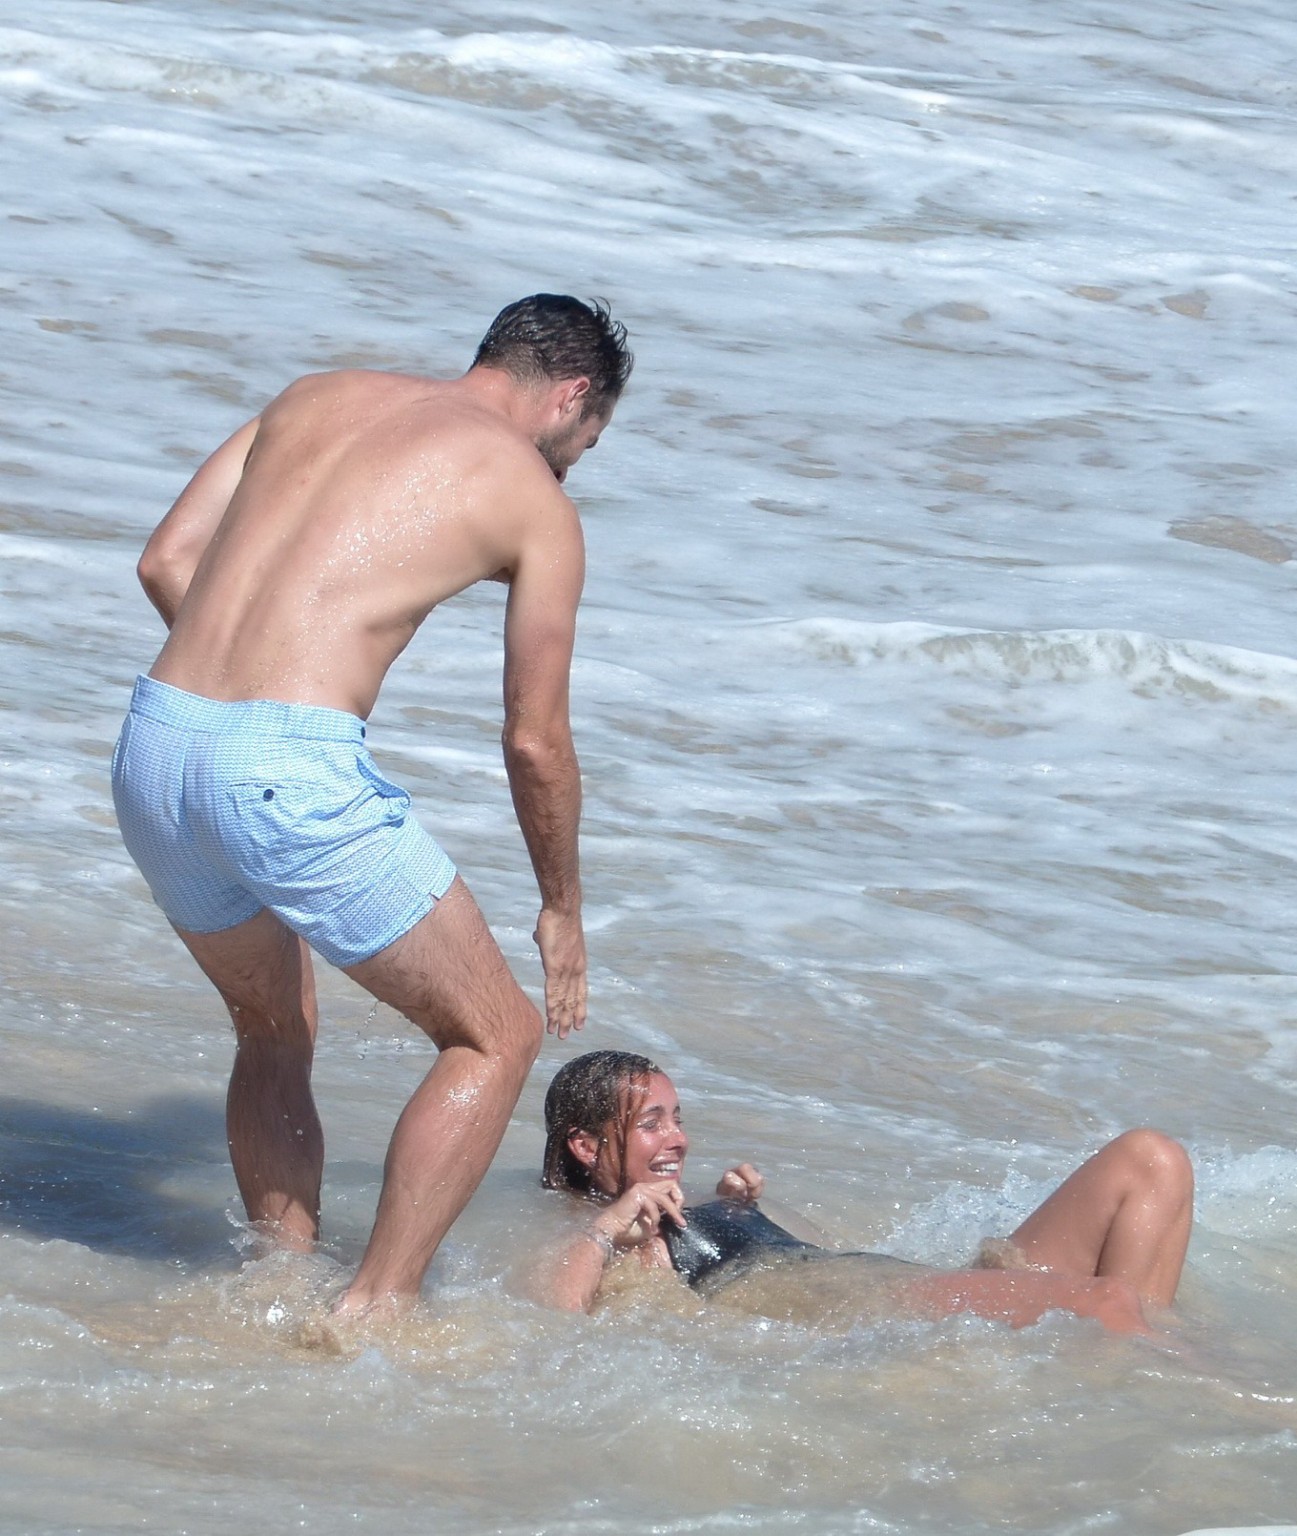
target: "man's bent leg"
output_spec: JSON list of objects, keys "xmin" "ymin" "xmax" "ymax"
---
[
  {"xmin": 336, "ymin": 876, "xmax": 542, "ymax": 1312},
  {"xmin": 176, "ymin": 910, "xmax": 325, "ymax": 1250}
]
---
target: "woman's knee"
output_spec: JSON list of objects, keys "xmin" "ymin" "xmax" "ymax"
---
[{"xmin": 1108, "ymin": 1128, "xmax": 1194, "ymax": 1204}]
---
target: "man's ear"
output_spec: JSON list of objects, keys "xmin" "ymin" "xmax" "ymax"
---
[
  {"xmin": 567, "ymin": 1128, "xmax": 600, "ymax": 1168},
  {"xmin": 559, "ymin": 376, "xmax": 591, "ymax": 415}
]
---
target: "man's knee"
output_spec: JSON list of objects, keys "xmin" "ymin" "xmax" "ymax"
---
[
  {"xmin": 502, "ymin": 1005, "xmax": 543, "ymax": 1084},
  {"xmin": 228, "ymin": 1011, "xmax": 317, "ymax": 1068},
  {"xmin": 217, "ymin": 978, "xmax": 316, "ymax": 1045},
  {"xmin": 443, "ymin": 994, "xmax": 543, "ymax": 1081},
  {"xmin": 358, "ymin": 883, "xmax": 548, "ymax": 1070}
]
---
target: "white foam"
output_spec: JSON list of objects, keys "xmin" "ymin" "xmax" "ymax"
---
[{"xmin": 1179, "ymin": 1529, "xmax": 1297, "ymax": 1536}]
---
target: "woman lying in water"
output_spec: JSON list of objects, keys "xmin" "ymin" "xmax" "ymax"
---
[{"xmin": 537, "ymin": 1051, "xmax": 1193, "ymax": 1334}]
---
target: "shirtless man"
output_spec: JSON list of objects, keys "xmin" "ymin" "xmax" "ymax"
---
[{"xmin": 111, "ymin": 294, "xmax": 633, "ymax": 1314}]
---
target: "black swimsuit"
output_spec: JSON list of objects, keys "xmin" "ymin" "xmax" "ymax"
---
[
  {"xmin": 661, "ymin": 1201, "xmax": 819, "ymax": 1290},
  {"xmin": 661, "ymin": 1200, "xmax": 914, "ymax": 1294}
]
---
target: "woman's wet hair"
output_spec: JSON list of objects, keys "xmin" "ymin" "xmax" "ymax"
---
[
  {"xmin": 472, "ymin": 294, "xmax": 633, "ymax": 416},
  {"xmin": 542, "ymin": 1049, "xmax": 661, "ymax": 1194}
]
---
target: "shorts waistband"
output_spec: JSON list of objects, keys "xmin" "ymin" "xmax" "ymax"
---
[{"xmin": 128, "ymin": 675, "xmax": 367, "ymax": 743}]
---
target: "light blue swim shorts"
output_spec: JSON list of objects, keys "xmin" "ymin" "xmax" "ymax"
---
[{"xmin": 111, "ymin": 675, "xmax": 457, "ymax": 967}]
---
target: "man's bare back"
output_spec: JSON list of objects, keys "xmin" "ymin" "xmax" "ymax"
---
[
  {"xmin": 112, "ymin": 295, "xmax": 632, "ymax": 1314},
  {"xmin": 148, "ymin": 367, "xmax": 600, "ymax": 719}
]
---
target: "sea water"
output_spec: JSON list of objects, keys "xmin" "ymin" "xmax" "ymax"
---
[{"xmin": 2, "ymin": 1, "xmax": 1296, "ymax": 1531}]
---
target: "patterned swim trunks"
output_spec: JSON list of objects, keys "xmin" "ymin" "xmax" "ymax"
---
[{"xmin": 111, "ymin": 675, "xmax": 457, "ymax": 967}]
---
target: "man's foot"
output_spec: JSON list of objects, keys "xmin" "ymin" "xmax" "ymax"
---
[{"xmin": 329, "ymin": 1284, "xmax": 417, "ymax": 1323}]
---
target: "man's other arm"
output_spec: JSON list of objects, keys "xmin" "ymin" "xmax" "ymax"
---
[
  {"xmin": 501, "ymin": 505, "xmax": 587, "ymax": 1038},
  {"xmin": 137, "ymin": 416, "xmax": 260, "ymax": 627}
]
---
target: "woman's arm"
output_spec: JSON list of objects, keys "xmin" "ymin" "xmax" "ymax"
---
[
  {"xmin": 535, "ymin": 1179, "xmax": 688, "ymax": 1313},
  {"xmin": 543, "ymin": 1228, "xmax": 616, "ymax": 1313}
]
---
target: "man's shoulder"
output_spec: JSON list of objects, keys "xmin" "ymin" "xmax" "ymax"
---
[
  {"xmin": 274, "ymin": 367, "xmax": 440, "ymax": 406},
  {"xmin": 263, "ymin": 370, "xmax": 508, "ymax": 454}
]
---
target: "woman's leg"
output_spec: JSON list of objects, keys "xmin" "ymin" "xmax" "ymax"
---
[
  {"xmin": 913, "ymin": 1268, "xmax": 1152, "ymax": 1335},
  {"xmin": 1003, "ymin": 1128, "xmax": 1193, "ymax": 1307}
]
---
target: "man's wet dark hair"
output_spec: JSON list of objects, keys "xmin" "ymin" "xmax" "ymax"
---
[
  {"xmin": 542, "ymin": 1049, "xmax": 661, "ymax": 1194},
  {"xmin": 473, "ymin": 295, "xmax": 633, "ymax": 417}
]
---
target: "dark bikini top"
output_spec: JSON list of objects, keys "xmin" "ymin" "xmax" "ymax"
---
[{"xmin": 661, "ymin": 1199, "xmax": 816, "ymax": 1290}]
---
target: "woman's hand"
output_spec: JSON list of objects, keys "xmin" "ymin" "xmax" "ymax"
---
[
  {"xmin": 591, "ymin": 1178, "xmax": 687, "ymax": 1251},
  {"xmin": 536, "ymin": 1179, "xmax": 686, "ymax": 1314},
  {"xmin": 715, "ymin": 1163, "xmax": 764, "ymax": 1203}
]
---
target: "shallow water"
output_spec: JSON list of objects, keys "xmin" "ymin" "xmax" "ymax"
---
[{"xmin": 3, "ymin": 0, "xmax": 1297, "ymax": 1531}]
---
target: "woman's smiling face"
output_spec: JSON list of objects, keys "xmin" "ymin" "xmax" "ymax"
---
[{"xmin": 602, "ymin": 1072, "xmax": 689, "ymax": 1196}]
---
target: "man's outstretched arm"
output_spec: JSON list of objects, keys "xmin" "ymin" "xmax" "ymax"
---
[
  {"xmin": 501, "ymin": 509, "xmax": 587, "ymax": 1037},
  {"xmin": 137, "ymin": 416, "xmax": 260, "ymax": 627}
]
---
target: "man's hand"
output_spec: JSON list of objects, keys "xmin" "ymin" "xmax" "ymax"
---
[
  {"xmin": 534, "ymin": 906, "xmax": 587, "ymax": 1037},
  {"xmin": 716, "ymin": 1163, "xmax": 764, "ymax": 1203}
]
